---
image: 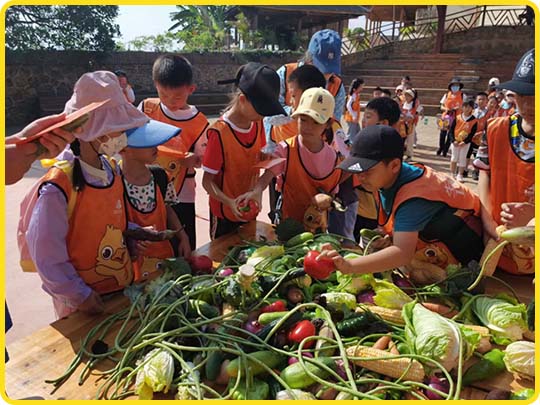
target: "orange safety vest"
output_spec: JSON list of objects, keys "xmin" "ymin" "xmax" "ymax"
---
[
  {"xmin": 473, "ymin": 109, "xmax": 489, "ymax": 146},
  {"xmin": 281, "ymin": 136, "xmax": 341, "ymax": 223},
  {"xmin": 271, "ymin": 119, "xmax": 298, "ymax": 144},
  {"xmin": 444, "ymin": 91, "xmax": 463, "ymax": 112},
  {"xmin": 496, "ymin": 105, "xmax": 516, "ymax": 118},
  {"xmin": 453, "ymin": 114, "xmax": 477, "ymax": 142},
  {"xmin": 486, "ymin": 116, "xmax": 535, "ymax": 274},
  {"xmin": 397, "ymin": 100, "xmax": 419, "ymax": 138},
  {"xmin": 144, "ymin": 98, "xmax": 209, "ymax": 195},
  {"xmin": 40, "ymin": 163, "xmax": 133, "ymax": 294},
  {"xmin": 283, "ymin": 62, "xmax": 300, "ymax": 106},
  {"xmin": 344, "ymin": 93, "xmax": 361, "ymax": 123},
  {"xmin": 327, "ymin": 74, "xmax": 343, "ymax": 99},
  {"xmin": 209, "ymin": 120, "xmax": 265, "ymax": 221},
  {"xmin": 123, "ymin": 176, "xmax": 174, "ymax": 282},
  {"xmin": 375, "ymin": 164, "xmax": 482, "ymax": 268}
]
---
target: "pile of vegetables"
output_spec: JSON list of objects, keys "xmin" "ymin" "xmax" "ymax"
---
[{"xmin": 46, "ymin": 227, "xmax": 535, "ymax": 400}]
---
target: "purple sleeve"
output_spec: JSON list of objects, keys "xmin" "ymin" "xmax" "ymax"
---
[{"xmin": 27, "ymin": 183, "xmax": 92, "ymax": 309}]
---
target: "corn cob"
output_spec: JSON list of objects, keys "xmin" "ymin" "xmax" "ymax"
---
[
  {"xmin": 346, "ymin": 345, "xmax": 425, "ymax": 382},
  {"xmin": 356, "ymin": 306, "xmax": 490, "ymax": 336}
]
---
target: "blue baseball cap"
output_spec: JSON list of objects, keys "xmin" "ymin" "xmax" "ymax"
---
[
  {"xmin": 307, "ymin": 29, "xmax": 342, "ymax": 75},
  {"xmin": 125, "ymin": 119, "xmax": 181, "ymax": 148}
]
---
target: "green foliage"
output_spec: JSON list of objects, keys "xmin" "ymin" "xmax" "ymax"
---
[
  {"xmin": 5, "ymin": 5, "xmax": 120, "ymax": 51},
  {"xmin": 344, "ymin": 27, "xmax": 370, "ymax": 51}
]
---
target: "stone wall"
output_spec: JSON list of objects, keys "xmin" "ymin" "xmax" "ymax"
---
[
  {"xmin": 343, "ymin": 25, "xmax": 534, "ymax": 67},
  {"xmin": 6, "ymin": 50, "xmax": 302, "ymax": 125}
]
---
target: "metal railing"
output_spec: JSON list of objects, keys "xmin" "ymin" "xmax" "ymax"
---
[{"xmin": 342, "ymin": 6, "xmax": 529, "ymax": 55}]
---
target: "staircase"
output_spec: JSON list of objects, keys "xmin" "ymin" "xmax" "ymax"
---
[{"xmin": 342, "ymin": 52, "xmax": 518, "ymax": 116}]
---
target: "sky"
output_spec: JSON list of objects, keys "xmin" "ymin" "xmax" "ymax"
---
[{"xmin": 116, "ymin": 5, "xmax": 363, "ymax": 45}]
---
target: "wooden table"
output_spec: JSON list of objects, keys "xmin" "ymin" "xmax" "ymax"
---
[{"xmin": 4, "ymin": 222, "xmax": 535, "ymax": 400}]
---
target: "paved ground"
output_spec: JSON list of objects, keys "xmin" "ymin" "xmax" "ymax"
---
[{"xmin": 5, "ymin": 115, "xmax": 479, "ymax": 346}]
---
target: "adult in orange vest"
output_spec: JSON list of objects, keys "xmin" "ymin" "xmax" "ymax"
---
[
  {"xmin": 276, "ymin": 29, "xmax": 346, "ymax": 120},
  {"xmin": 25, "ymin": 71, "xmax": 180, "ymax": 318},
  {"xmin": 476, "ymin": 48, "xmax": 535, "ymax": 275},
  {"xmin": 318, "ymin": 125, "xmax": 485, "ymax": 285},
  {"xmin": 437, "ymin": 78, "xmax": 464, "ymax": 157}
]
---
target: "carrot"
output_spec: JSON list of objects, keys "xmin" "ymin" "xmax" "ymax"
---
[
  {"xmin": 372, "ymin": 334, "xmax": 392, "ymax": 350},
  {"xmin": 421, "ymin": 302, "xmax": 459, "ymax": 318},
  {"xmin": 388, "ymin": 340, "xmax": 400, "ymax": 355}
]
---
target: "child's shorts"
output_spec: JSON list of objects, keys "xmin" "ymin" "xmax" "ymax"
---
[{"xmin": 450, "ymin": 143, "xmax": 471, "ymax": 167}]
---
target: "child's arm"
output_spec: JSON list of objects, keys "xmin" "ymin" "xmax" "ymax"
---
[
  {"xmin": 202, "ymin": 171, "xmax": 243, "ymax": 220},
  {"xmin": 463, "ymin": 122, "xmax": 478, "ymax": 144},
  {"xmin": 165, "ymin": 205, "xmax": 191, "ymax": 258},
  {"xmin": 236, "ymin": 169, "xmax": 276, "ymax": 207},
  {"xmin": 448, "ymin": 118, "xmax": 457, "ymax": 143},
  {"xmin": 318, "ymin": 231, "xmax": 419, "ymax": 274}
]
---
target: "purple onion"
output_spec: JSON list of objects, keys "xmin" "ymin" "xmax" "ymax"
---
[
  {"xmin": 424, "ymin": 376, "xmax": 450, "ymax": 400},
  {"xmin": 392, "ymin": 273, "xmax": 415, "ymax": 294},
  {"xmin": 335, "ymin": 359, "xmax": 347, "ymax": 379},
  {"xmin": 244, "ymin": 320, "xmax": 262, "ymax": 335},
  {"xmin": 218, "ymin": 268, "xmax": 234, "ymax": 277},
  {"xmin": 356, "ymin": 290, "xmax": 375, "ymax": 304},
  {"xmin": 288, "ymin": 352, "xmax": 314, "ymax": 365}
]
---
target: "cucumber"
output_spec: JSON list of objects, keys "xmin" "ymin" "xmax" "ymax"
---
[
  {"xmin": 205, "ymin": 349, "xmax": 224, "ymax": 381},
  {"xmin": 285, "ymin": 232, "xmax": 314, "ymax": 248},
  {"xmin": 258, "ymin": 311, "xmax": 289, "ymax": 325},
  {"xmin": 186, "ymin": 299, "xmax": 219, "ymax": 318},
  {"xmin": 226, "ymin": 350, "xmax": 285, "ymax": 377},
  {"xmin": 61, "ymin": 113, "xmax": 90, "ymax": 132},
  {"xmin": 280, "ymin": 357, "xmax": 336, "ymax": 389}
]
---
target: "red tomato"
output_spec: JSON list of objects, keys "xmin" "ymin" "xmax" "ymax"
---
[
  {"xmin": 288, "ymin": 320, "xmax": 316, "ymax": 348},
  {"xmin": 188, "ymin": 255, "xmax": 213, "ymax": 274},
  {"xmin": 303, "ymin": 250, "xmax": 334, "ymax": 280},
  {"xmin": 261, "ymin": 300, "xmax": 287, "ymax": 313},
  {"xmin": 237, "ymin": 199, "xmax": 260, "ymax": 221}
]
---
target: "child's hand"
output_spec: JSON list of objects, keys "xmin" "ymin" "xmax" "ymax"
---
[
  {"xmin": 226, "ymin": 197, "xmax": 244, "ymax": 220},
  {"xmin": 500, "ymin": 202, "xmax": 535, "ymax": 228},
  {"xmin": 181, "ymin": 152, "xmax": 200, "ymax": 168},
  {"xmin": 317, "ymin": 244, "xmax": 353, "ymax": 274},
  {"xmin": 236, "ymin": 190, "xmax": 262, "ymax": 210},
  {"xmin": 177, "ymin": 229, "xmax": 192, "ymax": 260},
  {"xmin": 77, "ymin": 290, "xmax": 104, "ymax": 315}
]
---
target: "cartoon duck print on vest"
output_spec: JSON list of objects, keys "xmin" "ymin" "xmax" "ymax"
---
[
  {"xmin": 156, "ymin": 155, "xmax": 182, "ymax": 189},
  {"xmin": 502, "ymin": 243, "xmax": 535, "ymax": 275},
  {"xmin": 137, "ymin": 257, "xmax": 163, "ymax": 282},
  {"xmin": 94, "ymin": 225, "xmax": 133, "ymax": 287},
  {"xmin": 406, "ymin": 243, "xmax": 450, "ymax": 285}
]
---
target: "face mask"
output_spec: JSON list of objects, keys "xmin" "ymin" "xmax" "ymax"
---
[
  {"xmin": 450, "ymin": 85, "xmax": 460, "ymax": 93},
  {"xmin": 501, "ymin": 100, "xmax": 510, "ymax": 109},
  {"xmin": 98, "ymin": 133, "xmax": 128, "ymax": 156}
]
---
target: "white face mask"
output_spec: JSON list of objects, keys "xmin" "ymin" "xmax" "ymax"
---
[{"xmin": 98, "ymin": 133, "xmax": 128, "ymax": 156}]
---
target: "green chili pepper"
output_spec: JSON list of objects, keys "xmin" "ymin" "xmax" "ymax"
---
[
  {"xmin": 462, "ymin": 349, "xmax": 506, "ymax": 386},
  {"xmin": 510, "ymin": 388, "xmax": 535, "ymax": 400}
]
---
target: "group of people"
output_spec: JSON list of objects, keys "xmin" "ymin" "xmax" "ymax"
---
[{"xmin": 8, "ymin": 27, "xmax": 534, "ymax": 323}]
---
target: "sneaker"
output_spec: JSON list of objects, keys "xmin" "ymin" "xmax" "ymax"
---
[
  {"xmin": 456, "ymin": 174, "xmax": 464, "ymax": 182},
  {"xmin": 462, "ymin": 170, "xmax": 468, "ymax": 178},
  {"xmin": 436, "ymin": 149, "xmax": 442, "ymax": 156}
]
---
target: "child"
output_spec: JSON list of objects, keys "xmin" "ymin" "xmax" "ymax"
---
[
  {"xmin": 25, "ymin": 71, "xmax": 179, "ymax": 318},
  {"xmin": 437, "ymin": 78, "xmax": 464, "ymax": 156},
  {"xmin": 202, "ymin": 62, "xmax": 285, "ymax": 239},
  {"xmin": 247, "ymin": 87, "xmax": 342, "ymax": 225},
  {"xmin": 487, "ymin": 77, "xmax": 500, "ymax": 98},
  {"xmin": 264, "ymin": 64, "xmax": 327, "ymax": 221},
  {"xmin": 344, "ymin": 78, "xmax": 364, "ymax": 144},
  {"xmin": 487, "ymin": 95, "xmax": 500, "ymax": 118},
  {"xmin": 354, "ymin": 97, "xmax": 402, "ymax": 242},
  {"xmin": 372, "ymin": 86, "xmax": 384, "ymax": 98},
  {"xmin": 467, "ymin": 92, "xmax": 489, "ymax": 181},
  {"xmin": 140, "ymin": 54, "xmax": 209, "ymax": 251},
  {"xmin": 448, "ymin": 99, "xmax": 477, "ymax": 182},
  {"xmin": 399, "ymin": 89, "xmax": 420, "ymax": 160},
  {"xmin": 319, "ymin": 125, "xmax": 485, "ymax": 285},
  {"xmin": 120, "ymin": 125, "xmax": 191, "ymax": 281},
  {"xmin": 496, "ymin": 90, "xmax": 516, "ymax": 117},
  {"xmin": 476, "ymin": 49, "xmax": 535, "ymax": 275},
  {"xmin": 115, "ymin": 70, "xmax": 136, "ymax": 104},
  {"xmin": 394, "ymin": 85, "xmax": 405, "ymax": 104}
]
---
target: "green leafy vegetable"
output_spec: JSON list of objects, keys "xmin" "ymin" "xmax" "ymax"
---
[
  {"xmin": 372, "ymin": 279, "xmax": 412, "ymax": 309},
  {"xmin": 503, "ymin": 341, "xmax": 535, "ymax": 380},
  {"xmin": 135, "ymin": 349, "xmax": 174, "ymax": 399}
]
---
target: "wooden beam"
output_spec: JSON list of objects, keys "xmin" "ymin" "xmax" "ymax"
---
[{"xmin": 434, "ymin": 5, "xmax": 446, "ymax": 53}]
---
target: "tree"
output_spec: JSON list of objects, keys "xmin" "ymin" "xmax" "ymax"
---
[
  {"xmin": 6, "ymin": 6, "xmax": 120, "ymax": 52},
  {"xmin": 168, "ymin": 6, "xmax": 232, "ymax": 50}
]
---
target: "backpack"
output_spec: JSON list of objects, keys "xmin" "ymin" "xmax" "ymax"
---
[{"xmin": 18, "ymin": 161, "xmax": 77, "ymax": 272}]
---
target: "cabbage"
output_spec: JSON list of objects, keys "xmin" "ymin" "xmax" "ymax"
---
[
  {"xmin": 371, "ymin": 279, "xmax": 412, "ymax": 309},
  {"xmin": 246, "ymin": 245, "xmax": 285, "ymax": 267},
  {"xmin": 471, "ymin": 296, "xmax": 528, "ymax": 344},
  {"xmin": 403, "ymin": 302, "xmax": 480, "ymax": 371},
  {"xmin": 504, "ymin": 341, "xmax": 535, "ymax": 380},
  {"xmin": 333, "ymin": 271, "xmax": 374, "ymax": 294},
  {"xmin": 320, "ymin": 292, "xmax": 357, "ymax": 312},
  {"xmin": 135, "ymin": 348, "xmax": 175, "ymax": 399}
]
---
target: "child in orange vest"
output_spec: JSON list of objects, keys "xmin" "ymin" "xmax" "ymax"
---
[
  {"xmin": 319, "ymin": 125, "xmax": 485, "ymax": 285},
  {"xmin": 438, "ymin": 78, "xmax": 464, "ymax": 157},
  {"xmin": 140, "ymin": 55, "xmax": 209, "ymax": 251},
  {"xmin": 202, "ymin": 63, "xmax": 285, "ymax": 239},
  {"xmin": 448, "ymin": 99, "xmax": 477, "ymax": 182},
  {"xmin": 248, "ymin": 87, "xmax": 342, "ymax": 226},
  {"xmin": 476, "ymin": 49, "xmax": 535, "ymax": 275},
  {"xmin": 344, "ymin": 78, "xmax": 364, "ymax": 143},
  {"xmin": 466, "ymin": 92, "xmax": 489, "ymax": 181},
  {"xmin": 25, "ymin": 71, "xmax": 179, "ymax": 318},
  {"xmin": 119, "ymin": 123, "xmax": 191, "ymax": 282}
]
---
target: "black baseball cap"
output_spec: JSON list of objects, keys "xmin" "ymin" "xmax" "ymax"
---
[
  {"xmin": 339, "ymin": 125, "xmax": 404, "ymax": 173},
  {"xmin": 496, "ymin": 48, "xmax": 534, "ymax": 96},
  {"xmin": 218, "ymin": 62, "xmax": 286, "ymax": 117}
]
